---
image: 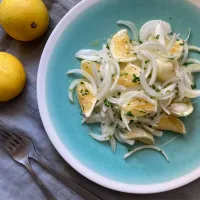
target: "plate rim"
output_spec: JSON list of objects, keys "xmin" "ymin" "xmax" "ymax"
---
[{"xmin": 37, "ymin": 0, "xmax": 200, "ymax": 194}]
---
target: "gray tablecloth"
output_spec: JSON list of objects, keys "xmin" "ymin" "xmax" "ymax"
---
[{"xmin": 0, "ymin": 0, "xmax": 200, "ymax": 199}]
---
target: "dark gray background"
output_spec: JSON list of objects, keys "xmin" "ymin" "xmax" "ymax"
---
[{"xmin": 0, "ymin": 0, "xmax": 199, "ymax": 199}]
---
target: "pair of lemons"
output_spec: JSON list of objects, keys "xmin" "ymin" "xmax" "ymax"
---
[{"xmin": 0, "ymin": 0, "xmax": 49, "ymax": 101}]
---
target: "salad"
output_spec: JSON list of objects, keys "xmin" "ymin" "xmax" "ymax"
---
[{"xmin": 67, "ymin": 20, "xmax": 200, "ymax": 161}]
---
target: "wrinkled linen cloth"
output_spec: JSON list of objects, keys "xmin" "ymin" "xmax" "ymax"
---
[{"xmin": 0, "ymin": 0, "xmax": 200, "ymax": 199}]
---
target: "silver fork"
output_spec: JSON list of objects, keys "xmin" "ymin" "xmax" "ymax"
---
[{"xmin": 0, "ymin": 128, "xmax": 101, "ymax": 200}]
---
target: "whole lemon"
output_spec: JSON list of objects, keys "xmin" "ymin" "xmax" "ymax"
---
[
  {"xmin": 0, "ymin": 0, "xmax": 49, "ymax": 41},
  {"xmin": 0, "ymin": 52, "xmax": 26, "ymax": 102}
]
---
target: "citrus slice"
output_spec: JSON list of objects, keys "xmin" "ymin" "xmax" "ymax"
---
[
  {"xmin": 118, "ymin": 63, "xmax": 141, "ymax": 87},
  {"xmin": 122, "ymin": 98, "xmax": 155, "ymax": 117},
  {"xmin": 76, "ymin": 80, "xmax": 96, "ymax": 117},
  {"xmin": 124, "ymin": 125, "xmax": 154, "ymax": 145},
  {"xmin": 168, "ymin": 39, "xmax": 184, "ymax": 58},
  {"xmin": 81, "ymin": 60, "xmax": 100, "ymax": 77},
  {"xmin": 168, "ymin": 100, "xmax": 194, "ymax": 117},
  {"xmin": 155, "ymin": 114, "xmax": 186, "ymax": 134},
  {"xmin": 110, "ymin": 29, "xmax": 137, "ymax": 62},
  {"xmin": 156, "ymin": 59, "xmax": 176, "ymax": 82}
]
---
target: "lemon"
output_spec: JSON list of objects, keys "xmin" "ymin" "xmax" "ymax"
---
[
  {"xmin": 155, "ymin": 114, "xmax": 186, "ymax": 134},
  {"xmin": 81, "ymin": 60, "xmax": 100, "ymax": 77},
  {"xmin": 76, "ymin": 80, "xmax": 96, "ymax": 117},
  {"xmin": 124, "ymin": 125, "xmax": 154, "ymax": 145},
  {"xmin": 110, "ymin": 29, "xmax": 137, "ymax": 62},
  {"xmin": 0, "ymin": 52, "xmax": 26, "ymax": 101},
  {"xmin": 0, "ymin": 0, "xmax": 49, "ymax": 41},
  {"xmin": 156, "ymin": 59, "xmax": 176, "ymax": 82},
  {"xmin": 168, "ymin": 39, "xmax": 184, "ymax": 58},
  {"xmin": 118, "ymin": 63, "xmax": 141, "ymax": 88},
  {"xmin": 122, "ymin": 98, "xmax": 155, "ymax": 117}
]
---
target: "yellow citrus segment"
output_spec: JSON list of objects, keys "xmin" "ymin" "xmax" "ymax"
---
[
  {"xmin": 155, "ymin": 114, "xmax": 186, "ymax": 134},
  {"xmin": 81, "ymin": 60, "xmax": 100, "ymax": 77},
  {"xmin": 169, "ymin": 40, "xmax": 184, "ymax": 58},
  {"xmin": 76, "ymin": 81, "xmax": 96, "ymax": 117},
  {"xmin": 124, "ymin": 126, "xmax": 154, "ymax": 145},
  {"xmin": 110, "ymin": 29, "xmax": 137, "ymax": 62},
  {"xmin": 118, "ymin": 63, "xmax": 141, "ymax": 87},
  {"xmin": 123, "ymin": 98, "xmax": 155, "ymax": 117}
]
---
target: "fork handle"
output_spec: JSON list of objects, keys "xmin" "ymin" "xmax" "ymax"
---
[
  {"xmin": 31, "ymin": 157, "xmax": 101, "ymax": 200},
  {"xmin": 26, "ymin": 163, "xmax": 57, "ymax": 200}
]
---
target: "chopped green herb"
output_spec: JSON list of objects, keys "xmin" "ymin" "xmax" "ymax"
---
[
  {"xmin": 129, "ymin": 39, "xmax": 133, "ymax": 43},
  {"xmin": 191, "ymin": 84, "xmax": 197, "ymax": 89},
  {"xmin": 80, "ymin": 81, "xmax": 84, "ymax": 84},
  {"xmin": 120, "ymin": 72, "xmax": 128, "ymax": 76},
  {"xmin": 184, "ymin": 62, "xmax": 194, "ymax": 66},
  {"xmin": 156, "ymin": 34, "xmax": 160, "ymax": 39},
  {"xmin": 166, "ymin": 90, "xmax": 171, "ymax": 93},
  {"xmin": 134, "ymin": 52, "xmax": 137, "ymax": 55},
  {"xmin": 112, "ymin": 74, "xmax": 115, "ymax": 77},
  {"xmin": 128, "ymin": 148, "xmax": 132, "ymax": 152},
  {"xmin": 126, "ymin": 111, "xmax": 134, "ymax": 117},
  {"xmin": 69, "ymin": 89, "xmax": 72, "ymax": 92},
  {"xmin": 139, "ymin": 40, "xmax": 143, "ymax": 44},
  {"xmin": 156, "ymin": 89, "xmax": 160, "ymax": 92},
  {"xmin": 118, "ymin": 92, "xmax": 121, "ymax": 96},
  {"xmin": 106, "ymin": 44, "xmax": 110, "ymax": 49},
  {"xmin": 139, "ymin": 110, "xmax": 146, "ymax": 113},
  {"xmin": 104, "ymin": 99, "xmax": 111, "ymax": 107},
  {"xmin": 145, "ymin": 60, "xmax": 150, "ymax": 64},
  {"xmin": 132, "ymin": 74, "xmax": 140, "ymax": 83}
]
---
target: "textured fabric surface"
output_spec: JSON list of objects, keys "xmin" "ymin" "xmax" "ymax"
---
[{"xmin": 0, "ymin": 0, "xmax": 200, "ymax": 199}]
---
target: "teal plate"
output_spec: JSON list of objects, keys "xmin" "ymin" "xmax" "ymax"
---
[{"xmin": 37, "ymin": 0, "xmax": 200, "ymax": 193}]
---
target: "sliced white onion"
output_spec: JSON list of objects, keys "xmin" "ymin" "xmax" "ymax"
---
[
  {"xmin": 97, "ymin": 63, "xmax": 112, "ymax": 100},
  {"xmin": 68, "ymin": 79, "xmax": 83, "ymax": 102},
  {"xmin": 67, "ymin": 69, "xmax": 97, "ymax": 95},
  {"xmin": 184, "ymin": 28, "xmax": 191, "ymax": 42},
  {"xmin": 186, "ymin": 59, "xmax": 200, "ymax": 65},
  {"xmin": 167, "ymin": 33, "xmax": 177, "ymax": 51},
  {"xmin": 108, "ymin": 106, "xmax": 114, "ymax": 122},
  {"xmin": 137, "ymin": 50, "xmax": 157, "ymax": 86},
  {"xmin": 124, "ymin": 145, "xmax": 169, "ymax": 162},
  {"xmin": 110, "ymin": 137, "xmax": 116, "ymax": 152},
  {"xmin": 137, "ymin": 42, "xmax": 168, "ymax": 55},
  {"xmin": 143, "ymin": 125, "xmax": 163, "ymax": 137},
  {"xmin": 140, "ymin": 20, "xmax": 171, "ymax": 42},
  {"xmin": 185, "ymin": 64, "xmax": 200, "ymax": 73},
  {"xmin": 115, "ymin": 117, "xmax": 126, "ymax": 129},
  {"xmin": 75, "ymin": 49, "xmax": 101, "ymax": 61},
  {"xmin": 92, "ymin": 63, "xmax": 101, "ymax": 87},
  {"xmin": 90, "ymin": 133, "xmax": 112, "ymax": 141},
  {"xmin": 188, "ymin": 45, "xmax": 200, "ymax": 52},
  {"xmin": 117, "ymin": 20, "xmax": 138, "ymax": 41},
  {"xmin": 85, "ymin": 114, "xmax": 102, "ymax": 123},
  {"xmin": 155, "ymin": 21, "xmax": 166, "ymax": 45},
  {"xmin": 109, "ymin": 59, "xmax": 120, "ymax": 91},
  {"xmin": 159, "ymin": 100, "xmax": 171, "ymax": 115},
  {"xmin": 181, "ymin": 42, "xmax": 188, "ymax": 64}
]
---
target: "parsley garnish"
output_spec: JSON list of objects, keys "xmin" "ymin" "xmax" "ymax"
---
[
  {"xmin": 126, "ymin": 111, "xmax": 134, "ymax": 117},
  {"xmin": 106, "ymin": 44, "xmax": 110, "ymax": 49},
  {"xmin": 156, "ymin": 34, "xmax": 160, "ymax": 39},
  {"xmin": 104, "ymin": 99, "xmax": 111, "ymax": 107},
  {"xmin": 132, "ymin": 74, "xmax": 140, "ymax": 83},
  {"xmin": 120, "ymin": 72, "xmax": 128, "ymax": 76},
  {"xmin": 118, "ymin": 92, "xmax": 121, "ymax": 96},
  {"xmin": 145, "ymin": 60, "xmax": 150, "ymax": 64},
  {"xmin": 80, "ymin": 81, "xmax": 84, "ymax": 85},
  {"xmin": 191, "ymin": 84, "xmax": 197, "ymax": 89}
]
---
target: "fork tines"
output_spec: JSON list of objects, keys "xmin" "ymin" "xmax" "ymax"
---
[{"xmin": 0, "ymin": 128, "xmax": 22, "ymax": 151}]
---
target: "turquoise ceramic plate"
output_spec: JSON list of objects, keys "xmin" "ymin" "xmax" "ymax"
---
[{"xmin": 37, "ymin": 0, "xmax": 200, "ymax": 193}]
